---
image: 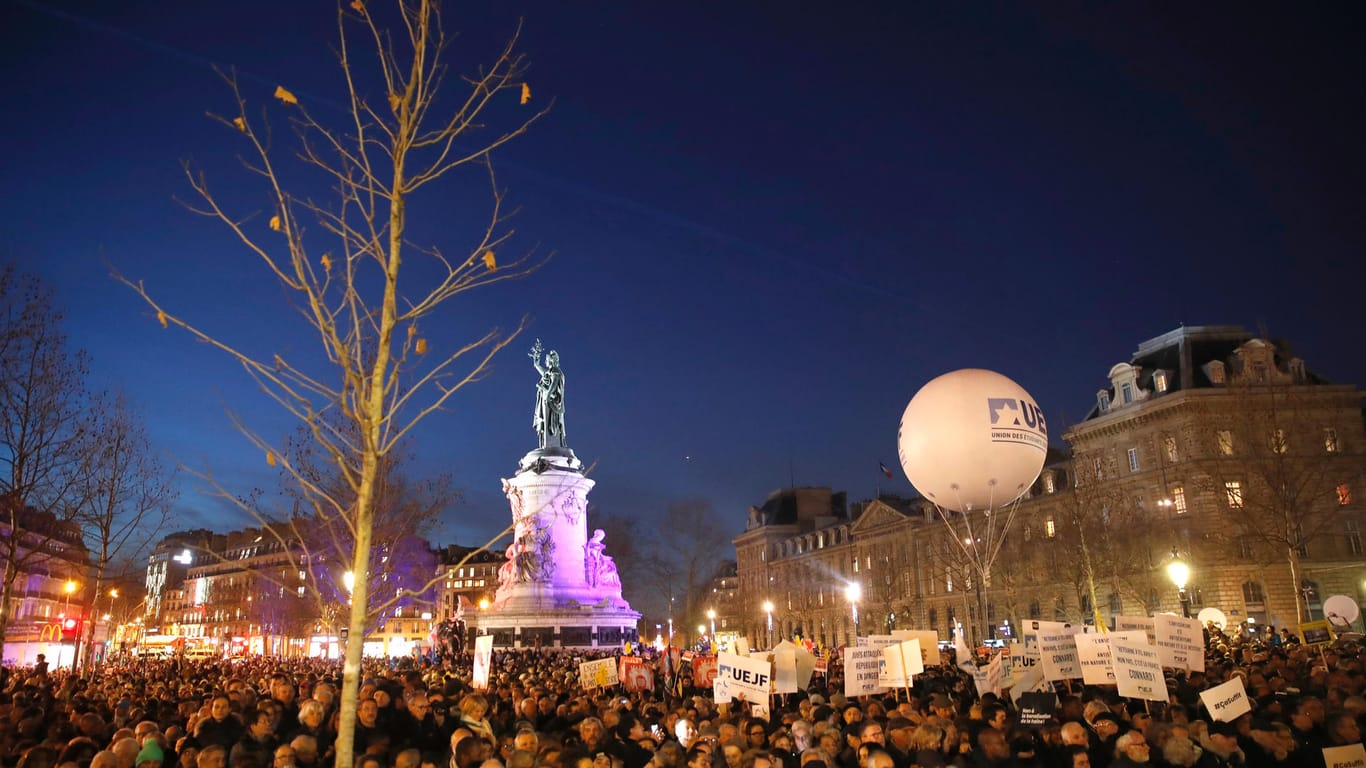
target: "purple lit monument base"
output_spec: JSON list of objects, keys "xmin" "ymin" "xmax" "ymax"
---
[{"xmin": 468, "ymin": 447, "xmax": 640, "ymax": 649}]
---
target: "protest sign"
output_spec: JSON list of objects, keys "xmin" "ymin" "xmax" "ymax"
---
[
  {"xmin": 1037, "ymin": 625, "xmax": 1082, "ymax": 681},
  {"xmin": 1156, "ymin": 614, "xmax": 1205, "ymax": 672},
  {"xmin": 472, "ymin": 635, "xmax": 493, "ymax": 690},
  {"xmin": 1323, "ymin": 743, "xmax": 1366, "ymax": 768},
  {"xmin": 773, "ymin": 645, "xmax": 798, "ymax": 693},
  {"xmin": 1301, "ymin": 620, "xmax": 1334, "ymax": 646},
  {"xmin": 750, "ymin": 700, "xmax": 771, "ymax": 721},
  {"xmin": 621, "ymin": 657, "xmax": 654, "ymax": 692},
  {"xmin": 1017, "ymin": 691, "xmax": 1058, "ymax": 727},
  {"xmin": 865, "ymin": 634, "xmax": 898, "ymax": 650},
  {"xmin": 580, "ymin": 657, "xmax": 620, "ymax": 689},
  {"xmin": 734, "ymin": 637, "xmax": 750, "ymax": 655},
  {"xmin": 1008, "ymin": 641, "xmax": 1039, "ymax": 685},
  {"xmin": 878, "ymin": 638, "xmax": 921, "ymax": 688},
  {"xmin": 1115, "ymin": 615, "xmax": 1157, "ymax": 646},
  {"xmin": 1111, "ymin": 630, "xmax": 1168, "ymax": 702},
  {"xmin": 1074, "ymin": 632, "xmax": 1115, "ymax": 686},
  {"xmin": 716, "ymin": 651, "xmax": 772, "ymax": 703},
  {"xmin": 693, "ymin": 655, "xmax": 719, "ymax": 688},
  {"xmin": 1199, "ymin": 677, "xmax": 1251, "ymax": 722},
  {"xmin": 892, "ymin": 629, "xmax": 941, "ymax": 666},
  {"xmin": 843, "ymin": 646, "xmax": 888, "ymax": 697}
]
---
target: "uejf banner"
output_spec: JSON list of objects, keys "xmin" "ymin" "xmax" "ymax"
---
[{"xmin": 715, "ymin": 651, "xmax": 772, "ymax": 703}]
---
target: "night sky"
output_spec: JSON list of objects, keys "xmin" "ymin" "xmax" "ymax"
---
[{"xmin": 5, "ymin": 1, "xmax": 1365, "ymax": 547}]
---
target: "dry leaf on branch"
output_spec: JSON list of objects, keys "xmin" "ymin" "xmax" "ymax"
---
[
  {"xmin": 482, "ymin": 250, "xmax": 497, "ymax": 270},
  {"xmin": 274, "ymin": 85, "xmax": 298, "ymax": 106}
]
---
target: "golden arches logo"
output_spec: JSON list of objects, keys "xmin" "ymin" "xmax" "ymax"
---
[{"xmin": 40, "ymin": 622, "xmax": 62, "ymax": 642}]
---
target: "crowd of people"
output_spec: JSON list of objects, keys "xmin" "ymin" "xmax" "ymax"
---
[{"xmin": 1, "ymin": 626, "xmax": 1363, "ymax": 768}]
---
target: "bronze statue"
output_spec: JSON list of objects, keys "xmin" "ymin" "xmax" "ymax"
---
[{"xmin": 530, "ymin": 339, "xmax": 566, "ymax": 449}]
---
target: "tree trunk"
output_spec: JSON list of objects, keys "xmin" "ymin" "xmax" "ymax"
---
[
  {"xmin": 1286, "ymin": 546, "xmax": 1306, "ymax": 624},
  {"xmin": 0, "ymin": 559, "xmax": 17, "ymax": 666}
]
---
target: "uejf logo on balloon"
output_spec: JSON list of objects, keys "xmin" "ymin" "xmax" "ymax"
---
[{"xmin": 986, "ymin": 397, "xmax": 1047, "ymax": 451}]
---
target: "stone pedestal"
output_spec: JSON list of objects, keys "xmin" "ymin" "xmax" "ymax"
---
[{"xmin": 469, "ymin": 448, "xmax": 639, "ymax": 648}]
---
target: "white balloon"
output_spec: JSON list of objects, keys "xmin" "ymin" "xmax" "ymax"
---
[
  {"xmin": 1197, "ymin": 607, "xmax": 1228, "ymax": 630},
  {"xmin": 897, "ymin": 369, "xmax": 1048, "ymax": 513}
]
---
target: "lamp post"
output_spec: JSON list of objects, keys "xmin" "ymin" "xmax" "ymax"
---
[
  {"xmin": 845, "ymin": 583, "xmax": 861, "ymax": 642},
  {"xmin": 63, "ymin": 580, "xmax": 77, "ymax": 617},
  {"xmin": 762, "ymin": 600, "xmax": 774, "ymax": 649},
  {"xmin": 1166, "ymin": 548, "xmax": 1191, "ymax": 618},
  {"xmin": 707, "ymin": 609, "xmax": 716, "ymax": 640}
]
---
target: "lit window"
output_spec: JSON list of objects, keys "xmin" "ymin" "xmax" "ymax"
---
[
  {"xmin": 946, "ymin": 574, "xmax": 953, "ymax": 593},
  {"xmin": 1164, "ymin": 435, "xmax": 1179, "ymax": 463},
  {"xmin": 1225, "ymin": 481, "xmax": 1244, "ymax": 509},
  {"xmin": 1337, "ymin": 484, "xmax": 1352, "ymax": 506},
  {"xmin": 1127, "ymin": 447, "xmax": 1139, "ymax": 473},
  {"xmin": 1173, "ymin": 486, "xmax": 1187, "ymax": 514},
  {"xmin": 1153, "ymin": 371, "xmax": 1168, "ymax": 393},
  {"xmin": 1045, "ymin": 516, "xmax": 1056, "ymax": 538},
  {"xmin": 1217, "ymin": 430, "xmax": 1234, "ymax": 456},
  {"xmin": 1324, "ymin": 428, "xmax": 1340, "ymax": 454}
]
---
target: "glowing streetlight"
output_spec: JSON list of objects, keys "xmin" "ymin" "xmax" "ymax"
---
[
  {"xmin": 1166, "ymin": 549, "xmax": 1191, "ymax": 618},
  {"xmin": 845, "ymin": 583, "xmax": 861, "ymax": 639},
  {"xmin": 707, "ymin": 608, "xmax": 716, "ymax": 639},
  {"xmin": 762, "ymin": 600, "xmax": 774, "ymax": 649},
  {"xmin": 478, "ymin": 598, "xmax": 490, "ymax": 610}
]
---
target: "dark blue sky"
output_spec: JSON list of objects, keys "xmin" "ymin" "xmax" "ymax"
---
[{"xmin": 5, "ymin": 1, "xmax": 1364, "ymax": 547}]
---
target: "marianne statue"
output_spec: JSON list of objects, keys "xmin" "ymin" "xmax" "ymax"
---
[{"xmin": 530, "ymin": 339, "xmax": 566, "ymax": 449}]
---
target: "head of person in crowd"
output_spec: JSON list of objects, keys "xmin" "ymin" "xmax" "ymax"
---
[
  {"xmin": 1061, "ymin": 745, "xmax": 1091, "ymax": 768},
  {"xmin": 1113, "ymin": 730, "xmax": 1150, "ymax": 765},
  {"xmin": 197, "ymin": 746, "xmax": 227, "ymax": 768}
]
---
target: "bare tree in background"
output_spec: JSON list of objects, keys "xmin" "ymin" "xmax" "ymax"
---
[
  {"xmin": 73, "ymin": 391, "xmax": 175, "ymax": 673},
  {"xmin": 638, "ymin": 499, "xmax": 729, "ymax": 642},
  {"xmin": 0, "ymin": 267, "xmax": 91, "ymax": 666},
  {"xmin": 116, "ymin": 2, "xmax": 547, "ymax": 762}
]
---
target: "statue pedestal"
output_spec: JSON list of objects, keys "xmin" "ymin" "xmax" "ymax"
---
[{"xmin": 469, "ymin": 449, "xmax": 640, "ymax": 649}]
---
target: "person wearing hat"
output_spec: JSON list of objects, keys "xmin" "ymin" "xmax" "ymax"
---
[
  {"xmin": 1088, "ymin": 713, "xmax": 1123, "ymax": 768},
  {"xmin": 136, "ymin": 739, "xmax": 165, "ymax": 768}
]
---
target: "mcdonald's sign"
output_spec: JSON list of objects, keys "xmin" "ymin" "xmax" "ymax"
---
[{"xmin": 39, "ymin": 622, "xmax": 62, "ymax": 642}]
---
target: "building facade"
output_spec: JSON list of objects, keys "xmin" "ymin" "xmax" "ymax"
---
[{"xmin": 732, "ymin": 326, "xmax": 1366, "ymax": 647}]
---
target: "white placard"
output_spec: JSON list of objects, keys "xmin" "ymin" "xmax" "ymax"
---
[
  {"xmin": 472, "ymin": 635, "xmax": 494, "ymax": 690},
  {"xmin": 1115, "ymin": 616, "xmax": 1156, "ymax": 646},
  {"xmin": 716, "ymin": 651, "xmax": 773, "ymax": 703},
  {"xmin": 1074, "ymin": 633, "xmax": 1115, "ymax": 686},
  {"xmin": 892, "ymin": 629, "xmax": 941, "ymax": 666},
  {"xmin": 1155, "ymin": 614, "xmax": 1205, "ymax": 672},
  {"xmin": 734, "ymin": 637, "xmax": 750, "ymax": 655},
  {"xmin": 1323, "ymin": 743, "xmax": 1366, "ymax": 768},
  {"xmin": 1038, "ymin": 625, "xmax": 1082, "ymax": 681},
  {"xmin": 1200, "ymin": 677, "xmax": 1251, "ymax": 722},
  {"xmin": 878, "ymin": 638, "xmax": 922, "ymax": 688},
  {"xmin": 1110, "ymin": 630, "xmax": 1168, "ymax": 702},
  {"xmin": 773, "ymin": 645, "xmax": 798, "ymax": 693},
  {"xmin": 843, "ymin": 647, "xmax": 888, "ymax": 697},
  {"xmin": 1008, "ymin": 641, "xmax": 1038, "ymax": 685}
]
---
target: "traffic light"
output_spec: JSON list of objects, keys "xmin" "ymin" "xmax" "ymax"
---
[{"xmin": 61, "ymin": 617, "xmax": 81, "ymax": 643}]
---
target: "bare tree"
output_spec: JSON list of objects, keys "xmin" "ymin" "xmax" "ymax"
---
[
  {"xmin": 0, "ymin": 267, "xmax": 91, "ymax": 665},
  {"xmin": 1195, "ymin": 371, "xmax": 1361, "ymax": 623},
  {"xmin": 116, "ymin": 2, "xmax": 546, "ymax": 762},
  {"xmin": 72, "ymin": 391, "xmax": 175, "ymax": 673},
  {"xmin": 638, "ymin": 499, "xmax": 729, "ymax": 641}
]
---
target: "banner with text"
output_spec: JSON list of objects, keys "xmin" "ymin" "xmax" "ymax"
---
[
  {"xmin": 716, "ymin": 651, "xmax": 772, "ymax": 703},
  {"xmin": 1038, "ymin": 624, "xmax": 1083, "ymax": 681},
  {"xmin": 1074, "ymin": 633, "xmax": 1116, "ymax": 686},
  {"xmin": 1199, "ymin": 676, "xmax": 1251, "ymax": 722},
  {"xmin": 580, "ymin": 657, "xmax": 620, "ymax": 689},
  {"xmin": 1116, "ymin": 615, "xmax": 1157, "ymax": 646},
  {"xmin": 1155, "ymin": 614, "xmax": 1205, "ymax": 672},
  {"xmin": 844, "ymin": 646, "xmax": 889, "ymax": 698},
  {"xmin": 1111, "ymin": 630, "xmax": 1169, "ymax": 702}
]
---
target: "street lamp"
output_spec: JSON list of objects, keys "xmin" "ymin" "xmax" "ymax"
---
[
  {"xmin": 63, "ymin": 580, "xmax": 77, "ymax": 617},
  {"xmin": 845, "ymin": 583, "xmax": 861, "ymax": 641},
  {"xmin": 707, "ymin": 608, "xmax": 716, "ymax": 640},
  {"xmin": 1166, "ymin": 548, "xmax": 1191, "ymax": 618},
  {"xmin": 762, "ymin": 600, "xmax": 774, "ymax": 649}
]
